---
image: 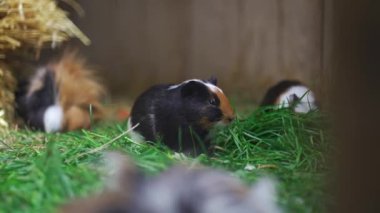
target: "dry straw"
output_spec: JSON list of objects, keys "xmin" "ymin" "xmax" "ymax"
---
[
  {"xmin": 0, "ymin": 0, "xmax": 90, "ymax": 58},
  {"xmin": 0, "ymin": 63, "xmax": 16, "ymax": 130}
]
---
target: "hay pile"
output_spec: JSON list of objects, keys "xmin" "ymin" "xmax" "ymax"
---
[
  {"xmin": 0, "ymin": 0, "xmax": 89, "ymax": 130},
  {"xmin": 0, "ymin": 0, "xmax": 90, "ymax": 58},
  {"xmin": 0, "ymin": 64, "xmax": 16, "ymax": 131}
]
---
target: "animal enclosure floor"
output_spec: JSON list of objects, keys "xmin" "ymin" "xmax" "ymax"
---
[{"xmin": 0, "ymin": 108, "xmax": 331, "ymax": 212}]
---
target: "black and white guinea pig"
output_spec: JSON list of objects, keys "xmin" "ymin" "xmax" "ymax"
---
[
  {"xmin": 260, "ymin": 80, "xmax": 317, "ymax": 113},
  {"xmin": 59, "ymin": 152, "xmax": 280, "ymax": 213},
  {"xmin": 16, "ymin": 51, "xmax": 105, "ymax": 132},
  {"xmin": 129, "ymin": 77, "xmax": 235, "ymax": 155}
]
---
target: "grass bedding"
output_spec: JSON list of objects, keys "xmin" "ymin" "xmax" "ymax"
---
[{"xmin": 0, "ymin": 107, "xmax": 331, "ymax": 212}]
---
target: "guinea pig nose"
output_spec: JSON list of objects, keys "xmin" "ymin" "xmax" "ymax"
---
[{"xmin": 227, "ymin": 116, "xmax": 235, "ymax": 123}]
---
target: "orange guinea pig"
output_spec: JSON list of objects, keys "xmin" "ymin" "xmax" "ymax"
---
[{"xmin": 16, "ymin": 51, "xmax": 105, "ymax": 132}]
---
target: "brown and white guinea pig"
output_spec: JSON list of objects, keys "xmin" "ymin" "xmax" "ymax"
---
[
  {"xmin": 260, "ymin": 80, "xmax": 317, "ymax": 113},
  {"xmin": 59, "ymin": 152, "xmax": 281, "ymax": 213},
  {"xmin": 128, "ymin": 77, "xmax": 235, "ymax": 155},
  {"xmin": 16, "ymin": 51, "xmax": 105, "ymax": 132}
]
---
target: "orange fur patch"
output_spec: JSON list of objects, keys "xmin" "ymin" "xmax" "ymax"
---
[
  {"xmin": 214, "ymin": 90, "xmax": 235, "ymax": 123},
  {"xmin": 50, "ymin": 51, "xmax": 105, "ymax": 130},
  {"xmin": 199, "ymin": 116, "xmax": 213, "ymax": 129},
  {"xmin": 64, "ymin": 106, "xmax": 91, "ymax": 131}
]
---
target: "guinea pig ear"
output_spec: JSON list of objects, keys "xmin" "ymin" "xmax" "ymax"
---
[
  {"xmin": 181, "ymin": 81, "xmax": 208, "ymax": 98},
  {"xmin": 289, "ymin": 94, "xmax": 299, "ymax": 103},
  {"xmin": 207, "ymin": 76, "xmax": 218, "ymax": 86}
]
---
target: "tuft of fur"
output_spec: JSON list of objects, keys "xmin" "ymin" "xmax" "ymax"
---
[
  {"xmin": 43, "ymin": 104, "xmax": 64, "ymax": 133},
  {"xmin": 248, "ymin": 178, "xmax": 281, "ymax": 213},
  {"xmin": 127, "ymin": 118, "xmax": 145, "ymax": 143},
  {"xmin": 59, "ymin": 152, "xmax": 281, "ymax": 213},
  {"xmin": 102, "ymin": 152, "xmax": 142, "ymax": 194},
  {"xmin": 50, "ymin": 51, "xmax": 105, "ymax": 130}
]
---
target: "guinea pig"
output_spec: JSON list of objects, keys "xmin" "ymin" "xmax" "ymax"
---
[
  {"xmin": 59, "ymin": 152, "xmax": 281, "ymax": 213},
  {"xmin": 260, "ymin": 80, "xmax": 317, "ymax": 113},
  {"xmin": 129, "ymin": 77, "xmax": 235, "ymax": 155},
  {"xmin": 16, "ymin": 51, "xmax": 105, "ymax": 132}
]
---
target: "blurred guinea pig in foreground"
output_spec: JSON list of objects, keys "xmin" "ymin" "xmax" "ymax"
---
[
  {"xmin": 16, "ymin": 51, "xmax": 105, "ymax": 132},
  {"xmin": 59, "ymin": 152, "xmax": 281, "ymax": 213},
  {"xmin": 129, "ymin": 77, "xmax": 235, "ymax": 155},
  {"xmin": 260, "ymin": 80, "xmax": 317, "ymax": 113}
]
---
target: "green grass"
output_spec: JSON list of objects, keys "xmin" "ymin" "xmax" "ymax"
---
[{"xmin": 0, "ymin": 107, "xmax": 331, "ymax": 213}]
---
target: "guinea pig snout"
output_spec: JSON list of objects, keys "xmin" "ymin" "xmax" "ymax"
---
[
  {"xmin": 213, "ymin": 93, "xmax": 234, "ymax": 123},
  {"xmin": 223, "ymin": 115, "xmax": 235, "ymax": 124},
  {"xmin": 221, "ymin": 102, "xmax": 235, "ymax": 124}
]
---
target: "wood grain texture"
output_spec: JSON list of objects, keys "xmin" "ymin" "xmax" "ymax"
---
[{"xmin": 73, "ymin": 0, "xmax": 323, "ymax": 102}]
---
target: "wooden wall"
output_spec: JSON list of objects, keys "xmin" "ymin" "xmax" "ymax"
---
[
  {"xmin": 328, "ymin": 1, "xmax": 380, "ymax": 212},
  {"xmin": 73, "ymin": 0, "xmax": 323, "ymax": 102}
]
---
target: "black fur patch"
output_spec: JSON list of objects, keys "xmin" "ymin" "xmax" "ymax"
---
[
  {"xmin": 181, "ymin": 81, "xmax": 210, "ymax": 100},
  {"xmin": 15, "ymin": 69, "xmax": 57, "ymax": 131}
]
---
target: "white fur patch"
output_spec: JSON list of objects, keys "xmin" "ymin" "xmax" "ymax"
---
[
  {"xmin": 43, "ymin": 105, "xmax": 63, "ymax": 133},
  {"xmin": 277, "ymin": 85, "xmax": 317, "ymax": 113},
  {"xmin": 167, "ymin": 79, "xmax": 223, "ymax": 93},
  {"xmin": 249, "ymin": 178, "xmax": 281, "ymax": 213},
  {"xmin": 27, "ymin": 68, "xmax": 47, "ymax": 96},
  {"xmin": 102, "ymin": 152, "xmax": 135, "ymax": 192},
  {"xmin": 127, "ymin": 118, "xmax": 145, "ymax": 143},
  {"xmin": 148, "ymin": 113, "xmax": 157, "ymax": 136}
]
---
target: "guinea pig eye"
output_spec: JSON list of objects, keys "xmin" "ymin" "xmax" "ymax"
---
[{"xmin": 209, "ymin": 98, "xmax": 217, "ymax": 106}]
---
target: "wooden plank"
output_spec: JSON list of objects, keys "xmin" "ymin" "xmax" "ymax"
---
[
  {"xmin": 75, "ymin": 0, "xmax": 190, "ymax": 98},
  {"xmin": 73, "ymin": 0, "xmax": 323, "ymax": 102}
]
